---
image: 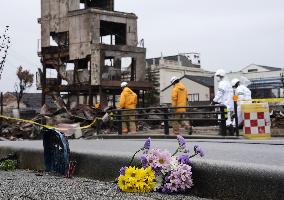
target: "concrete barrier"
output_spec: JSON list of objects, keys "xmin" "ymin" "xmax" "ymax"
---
[{"xmin": 0, "ymin": 144, "xmax": 283, "ymax": 200}]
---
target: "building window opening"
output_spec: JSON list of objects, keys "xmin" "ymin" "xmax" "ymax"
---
[
  {"xmin": 102, "ymin": 57, "xmax": 121, "ymax": 81},
  {"xmin": 121, "ymin": 57, "xmax": 136, "ymax": 81},
  {"xmin": 80, "ymin": 0, "xmax": 114, "ymax": 11},
  {"xmin": 80, "ymin": 3, "xmax": 85, "ymax": 9},
  {"xmin": 66, "ymin": 63, "xmax": 75, "ymax": 71},
  {"xmin": 189, "ymin": 93, "xmax": 200, "ymax": 102},
  {"xmin": 248, "ymin": 69, "xmax": 258, "ymax": 72},
  {"xmin": 77, "ymin": 58, "xmax": 90, "ymax": 69},
  {"xmin": 50, "ymin": 36, "xmax": 58, "ymax": 47},
  {"xmin": 100, "ymin": 21, "xmax": 126, "ymax": 45},
  {"xmin": 50, "ymin": 32, "xmax": 69, "ymax": 47}
]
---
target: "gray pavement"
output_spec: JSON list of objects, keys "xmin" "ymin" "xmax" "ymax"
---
[
  {"xmin": 1, "ymin": 138, "xmax": 283, "ymax": 168},
  {"xmin": 0, "ymin": 170, "xmax": 211, "ymax": 200},
  {"xmin": 72, "ymin": 138, "xmax": 284, "ymax": 168}
]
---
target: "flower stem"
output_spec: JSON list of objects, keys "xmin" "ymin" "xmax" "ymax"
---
[
  {"xmin": 189, "ymin": 153, "xmax": 198, "ymax": 159},
  {"xmin": 172, "ymin": 148, "xmax": 179, "ymax": 156},
  {"xmin": 128, "ymin": 148, "xmax": 143, "ymax": 166}
]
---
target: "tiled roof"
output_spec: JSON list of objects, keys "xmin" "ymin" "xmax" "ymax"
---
[
  {"xmin": 184, "ymin": 75, "xmax": 214, "ymax": 87},
  {"xmin": 11, "ymin": 92, "xmax": 56, "ymax": 109},
  {"xmin": 257, "ymin": 65, "xmax": 282, "ymax": 71},
  {"xmin": 161, "ymin": 75, "xmax": 214, "ymax": 92}
]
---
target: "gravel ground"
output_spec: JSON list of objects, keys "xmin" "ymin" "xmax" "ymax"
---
[{"xmin": 0, "ymin": 170, "xmax": 212, "ymax": 200}]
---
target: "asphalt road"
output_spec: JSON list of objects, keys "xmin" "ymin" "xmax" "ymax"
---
[{"xmin": 0, "ymin": 138, "xmax": 283, "ymax": 168}]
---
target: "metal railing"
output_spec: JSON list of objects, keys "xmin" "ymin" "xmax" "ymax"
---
[{"xmin": 110, "ymin": 105, "xmax": 227, "ymax": 136}]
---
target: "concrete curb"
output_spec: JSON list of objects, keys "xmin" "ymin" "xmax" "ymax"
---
[
  {"xmin": 0, "ymin": 145, "xmax": 283, "ymax": 200},
  {"xmin": 88, "ymin": 134, "xmax": 240, "ymax": 140}
]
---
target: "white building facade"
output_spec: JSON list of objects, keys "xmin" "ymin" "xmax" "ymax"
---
[
  {"xmin": 147, "ymin": 54, "xmax": 214, "ymax": 104},
  {"xmin": 225, "ymin": 64, "xmax": 284, "ymax": 98}
]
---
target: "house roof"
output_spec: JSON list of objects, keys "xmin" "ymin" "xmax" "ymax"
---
[
  {"xmin": 10, "ymin": 92, "xmax": 56, "ymax": 110},
  {"xmin": 184, "ymin": 75, "xmax": 214, "ymax": 87},
  {"xmin": 241, "ymin": 64, "xmax": 282, "ymax": 72},
  {"xmin": 161, "ymin": 75, "xmax": 214, "ymax": 92},
  {"xmin": 257, "ymin": 65, "xmax": 282, "ymax": 71}
]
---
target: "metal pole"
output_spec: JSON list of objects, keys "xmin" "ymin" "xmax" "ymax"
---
[
  {"xmin": 220, "ymin": 105, "xmax": 227, "ymax": 136},
  {"xmin": 117, "ymin": 110, "xmax": 122, "ymax": 135},
  {"xmin": 142, "ymin": 91, "xmax": 145, "ymax": 108},
  {"xmin": 234, "ymin": 100, "xmax": 239, "ymax": 137},
  {"xmin": 163, "ymin": 108, "xmax": 169, "ymax": 135},
  {"xmin": 112, "ymin": 94, "xmax": 116, "ymax": 108},
  {"xmin": 96, "ymin": 118, "xmax": 101, "ymax": 135}
]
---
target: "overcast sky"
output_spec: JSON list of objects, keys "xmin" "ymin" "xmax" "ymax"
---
[{"xmin": 0, "ymin": 0, "xmax": 284, "ymax": 92}]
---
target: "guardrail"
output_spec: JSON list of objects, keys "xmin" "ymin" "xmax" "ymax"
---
[{"xmin": 110, "ymin": 105, "xmax": 228, "ymax": 136}]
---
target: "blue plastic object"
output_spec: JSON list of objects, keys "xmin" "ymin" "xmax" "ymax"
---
[{"xmin": 42, "ymin": 128, "xmax": 70, "ymax": 175}]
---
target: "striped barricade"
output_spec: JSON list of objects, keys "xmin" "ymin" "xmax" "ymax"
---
[{"xmin": 241, "ymin": 102, "xmax": 271, "ymax": 139}]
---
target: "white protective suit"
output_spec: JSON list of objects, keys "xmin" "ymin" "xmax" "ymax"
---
[
  {"xmin": 235, "ymin": 84, "xmax": 252, "ymax": 126},
  {"xmin": 213, "ymin": 79, "xmax": 234, "ymax": 126}
]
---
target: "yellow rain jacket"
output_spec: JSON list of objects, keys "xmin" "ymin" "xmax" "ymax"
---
[
  {"xmin": 171, "ymin": 82, "xmax": 188, "ymax": 113},
  {"xmin": 119, "ymin": 87, "xmax": 137, "ymax": 109}
]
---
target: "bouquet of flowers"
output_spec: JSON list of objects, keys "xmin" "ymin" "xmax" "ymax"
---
[{"xmin": 117, "ymin": 136, "xmax": 204, "ymax": 193}]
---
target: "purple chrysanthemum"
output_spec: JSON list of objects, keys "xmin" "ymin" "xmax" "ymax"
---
[
  {"xmin": 177, "ymin": 135, "xmax": 186, "ymax": 149},
  {"xmin": 162, "ymin": 164, "xmax": 193, "ymax": 193},
  {"xmin": 194, "ymin": 145, "xmax": 204, "ymax": 157},
  {"xmin": 119, "ymin": 166, "xmax": 126, "ymax": 175},
  {"xmin": 144, "ymin": 137, "xmax": 151, "ymax": 150},
  {"xmin": 178, "ymin": 154, "xmax": 190, "ymax": 165},
  {"xmin": 140, "ymin": 155, "xmax": 148, "ymax": 168}
]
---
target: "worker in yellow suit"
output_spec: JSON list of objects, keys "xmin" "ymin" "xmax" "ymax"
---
[
  {"xmin": 119, "ymin": 82, "xmax": 137, "ymax": 134},
  {"xmin": 171, "ymin": 76, "xmax": 191, "ymax": 135}
]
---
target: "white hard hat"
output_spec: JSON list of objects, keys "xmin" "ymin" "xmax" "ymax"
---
[
  {"xmin": 231, "ymin": 78, "xmax": 240, "ymax": 87},
  {"xmin": 170, "ymin": 76, "xmax": 179, "ymax": 84},
  {"xmin": 215, "ymin": 69, "xmax": 226, "ymax": 77},
  {"xmin": 121, "ymin": 82, "xmax": 128, "ymax": 88}
]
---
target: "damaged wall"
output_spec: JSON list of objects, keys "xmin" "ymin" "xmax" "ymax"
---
[{"xmin": 39, "ymin": 0, "xmax": 151, "ymax": 107}]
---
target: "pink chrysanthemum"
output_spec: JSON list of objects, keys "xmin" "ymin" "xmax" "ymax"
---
[{"xmin": 146, "ymin": 149, "xmax": 172, "ymax": 171}]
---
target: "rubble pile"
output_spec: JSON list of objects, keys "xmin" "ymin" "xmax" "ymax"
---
[
  {"xmin": 0, "ymin": 120, "xmax": 35, "ymax": 140},
  {"xmin": 0, "ymin": 103, "xmax": 106, "ymax": 141},
  {"xmin": 270, "ymin": 110, "xmax": 284, "ymax": 128}
]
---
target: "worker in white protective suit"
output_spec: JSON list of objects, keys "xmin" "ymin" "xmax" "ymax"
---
[
  {"xmin": 212, "ymin": 69, "xmax": 234, "ymax": 126},
  {"xmin": 231, "ymin": 78, "xmax": 252, "ymax": 126}
]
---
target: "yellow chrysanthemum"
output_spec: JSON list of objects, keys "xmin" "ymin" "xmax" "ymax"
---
[
  {"xmin": 117, "ymin": 175, "xmax": 128, "ymax": 191},
  {"xmin": 125, "ymin": 166, "xmax": 137, "ymax": 178},
  {"xmin": 117, "ymin": 166, "xmax": 156, "ymax": 193}
]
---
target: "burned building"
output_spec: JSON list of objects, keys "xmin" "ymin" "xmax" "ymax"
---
[{"xmin": 38, "ymin": 0, "xmax": 151, "ymax": 107}]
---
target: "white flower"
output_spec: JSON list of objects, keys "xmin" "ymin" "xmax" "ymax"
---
[{"xmin": 170, "ymin": 156, "xmax": 179, "ymax": 170}]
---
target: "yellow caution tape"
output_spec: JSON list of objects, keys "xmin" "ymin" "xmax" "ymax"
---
[
  {"xmin": 0, "ymin": 115, "xmax": 97, "ymax": 131},
  {"xmin": 243, "ymin": 98, "xmax": 284, "ymax": 103}
]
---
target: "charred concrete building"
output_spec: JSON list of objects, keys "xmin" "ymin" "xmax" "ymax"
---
[{"xmin": 38, "ymin": 0, "xmax": 151, "ymax": 107}]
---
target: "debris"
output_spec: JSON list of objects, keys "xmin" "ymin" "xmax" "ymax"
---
[
  {"xmin": 65, "ymin": 161, "xmax": 77, "ymax": 178},
  {"xmin": 271, "ymin": 110, "xmax": 284, "ymax": 128},
  {"xmin": 56, "ymin": 123, "xmax": 82, "ymax": 138}
]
